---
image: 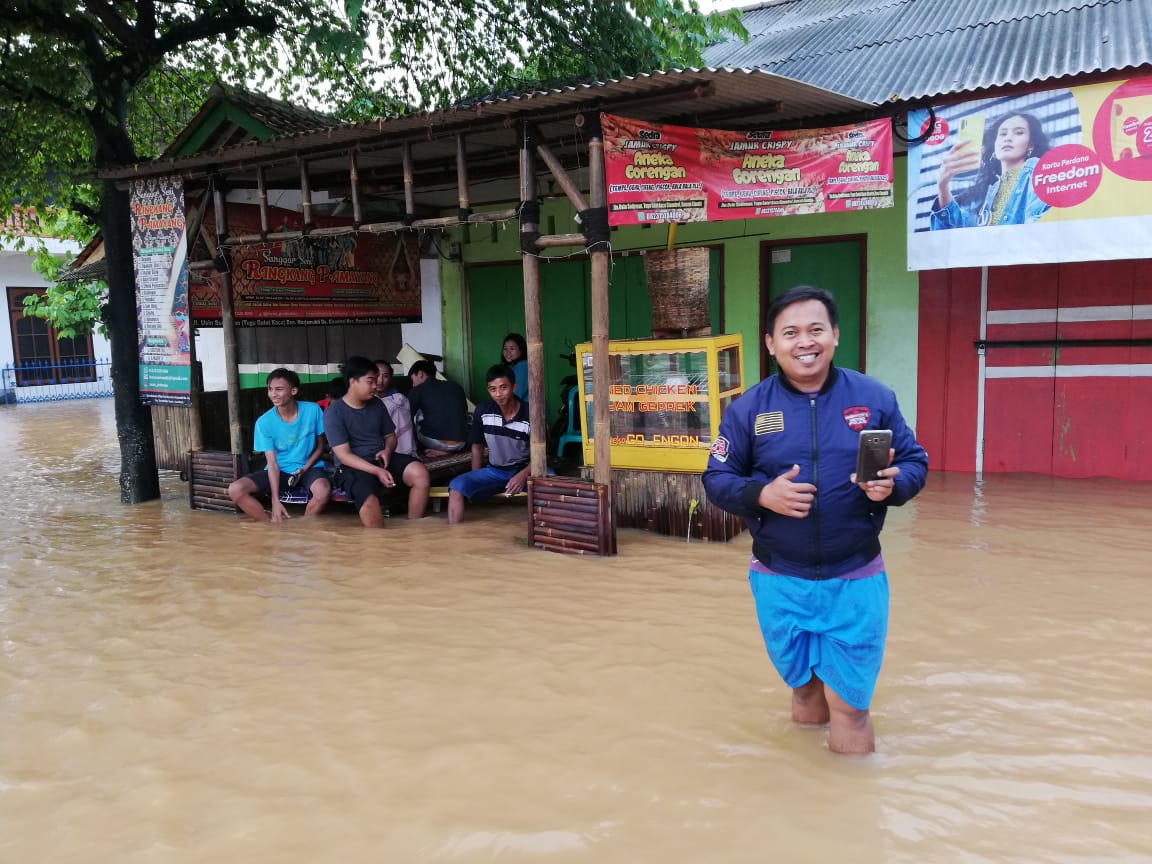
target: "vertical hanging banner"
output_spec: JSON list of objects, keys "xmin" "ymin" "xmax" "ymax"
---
[
  {"xmin": 907, "ymin": 76, "xmax": 1152, "ymax": 269},
  {"xmin": 603, "ymin": 113, "xmax": 893, "ymax": 225},
  {"xmin": 131, "ymin": 176, "xmax": 191, "ymax": 405}
]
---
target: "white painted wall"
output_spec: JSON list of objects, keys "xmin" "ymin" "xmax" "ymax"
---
[
  {"xmin": 0, "ymin": 238, "xmax": 110, "ymax": 368},
  {"xmin": 399, "ymin": 257, "xmax": 444, "ymax": 369}
]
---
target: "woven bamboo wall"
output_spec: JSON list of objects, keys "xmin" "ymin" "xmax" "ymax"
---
[{"xmin": 584, "ymin": 467, "xmax": 744, "ymax": 542}]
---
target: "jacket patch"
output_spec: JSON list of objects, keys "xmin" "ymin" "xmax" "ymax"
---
[
  {"xmin": 843, "ymin": 406, "xmax": 871, "ymax": 431},
  {"xmin": 709, "ymin": 436, "xmax": 730, "ymax": 462},
  {"xmin": 754, "ymin": 412, "xmax": 784, "ymax": 435}
]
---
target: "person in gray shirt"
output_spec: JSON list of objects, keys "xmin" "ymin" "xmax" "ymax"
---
[{"xmin": 324, "ymin": 356, "xmax": 430, "ymax": 527}]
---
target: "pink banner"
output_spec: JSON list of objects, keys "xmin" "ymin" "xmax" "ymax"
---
[{"xmin": 603, "ymin": 113, "xmax": 893, "ymax": 225}]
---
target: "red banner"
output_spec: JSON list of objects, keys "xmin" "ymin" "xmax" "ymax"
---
[
  {"xmin": 603, "ymin": 113, "xmax": 893, "ymax": 225},
  {"xmin": 190, "ymin": 204, "xmax": 421, "ymax": 326}
]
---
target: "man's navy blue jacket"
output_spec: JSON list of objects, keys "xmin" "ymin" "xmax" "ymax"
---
[{"xmin": 702, "ymin": 367, "xmax": 928, "ymax": 580}]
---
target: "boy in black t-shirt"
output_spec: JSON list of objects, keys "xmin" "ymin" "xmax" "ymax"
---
[{"xmin": 324, "ymin": 356, "xmax": 431, "ymax": 527}]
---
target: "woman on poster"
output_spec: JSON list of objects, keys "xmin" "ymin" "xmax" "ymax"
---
[{"xmin": 930, "ymin": 112, "xmax": 1052, "ymax": 229}]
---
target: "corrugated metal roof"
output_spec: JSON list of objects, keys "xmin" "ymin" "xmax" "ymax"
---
[
  {"xmin": 704, "ymin": 0, "xmax": 1152, "ymax": 103},
  {"xmin": 102, "ymin": 68, "xmax": 871, "ymax": 182}
]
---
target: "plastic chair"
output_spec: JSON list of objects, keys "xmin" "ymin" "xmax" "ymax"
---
[{"xmin": 555, "ymin": 387, "xmax": 582, "ymax": 459}]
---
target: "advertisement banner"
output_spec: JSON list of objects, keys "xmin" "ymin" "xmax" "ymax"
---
[
  {"xmin": 603, "ymin": 113, "xmax": 893, "ymax": 226},
  {"xmin": 907, "ymin": 76, "xmax": 1152, "ymax": 269},
  {"xmin": 131, "ymin": 176, "xmax": 191, "ymax": 406},
  {"xmin": 190, "ymin": 204, "xmax": 421, "ymax": 326}
]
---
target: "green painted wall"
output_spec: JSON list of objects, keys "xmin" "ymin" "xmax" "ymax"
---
[{"xmin": 440, "ymin": 162, "xmax": 919, "ymax": 425}]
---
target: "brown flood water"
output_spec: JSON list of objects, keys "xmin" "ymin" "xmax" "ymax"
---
[{"xmin": 2, "ymin": 399, "xmax": 1152, "ymax": 863}]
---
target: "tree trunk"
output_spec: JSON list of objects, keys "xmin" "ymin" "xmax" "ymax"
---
[{"xmin": 101, "ymin": 180, "xmax": 161, "ymax": 504}]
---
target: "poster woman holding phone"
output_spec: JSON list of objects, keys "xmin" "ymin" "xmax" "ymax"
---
[{"xmin": 930, "ymin": 112, "xmax": 1052, "ymax": 229}]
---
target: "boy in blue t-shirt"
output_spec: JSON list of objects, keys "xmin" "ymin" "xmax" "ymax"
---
[{"xmin": 228, "ymin": 368, "xmax": 331, "ymax": 522}]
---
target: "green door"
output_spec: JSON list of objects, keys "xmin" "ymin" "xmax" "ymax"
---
[
  {"xmin": 763, "ymin": 239, "xmax": 863, "ymax": 376},
  {"xmin": 467, "ymin": 260, "xmax": 589, "ymax": 421}
]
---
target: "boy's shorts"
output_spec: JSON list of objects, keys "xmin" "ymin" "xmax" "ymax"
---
[
  {"xmin": 748, "ymin": 570, "xmax": 889, "ymax": 711},
  {"xmin": 244, "ymin": 467, "xmax": 328, "ymax": 497},
  {"xmin": 335, "ymin": 453, "xmax": 418, "ymax": 507}
]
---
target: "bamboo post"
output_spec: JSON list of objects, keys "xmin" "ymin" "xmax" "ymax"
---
[
  {"xmin": 211, "ymin": 179, "xmax": 244, "ymax": 457},
  {"xmin": 457, "ymin": 134, "xmax": 471, "ymax": 243},
  {"xmin": 402, "ymin": 143, "xmax": 415, "ymax": 221},
  {"xmin": 185, "ymin": 317, "xmax": 203, "ymax": 452},
  {"xmin": 587, "ymin": 125, "xmax": 611, "ymax": 487},
  {"xmin": 299, "ymin": 158, "xmax": 313, "ymax": 231},
  {"xmin": 182, "ymin": 192, "xmax": 209, "ymax": 452},
  {"xmin": 519, "ymin": 124, "xmax": 547, "ymax": 478},
  {"xmin": 536, "ymin": 142, "xmax": 589, "ymax": 212},
  {"xmin": 256, "ymin": 167, "xmax": 269, "ymax": 239},
  {"xmin": 349, "ymin": 151, "xmax": 363, "ymax": 227}
]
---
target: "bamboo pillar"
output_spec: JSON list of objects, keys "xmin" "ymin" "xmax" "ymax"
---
[
  {"xmin": 185, "ymin": 319, "xmax": 204, "ymax": 452},
  {"xmin": 211, "ymin": 180, "xmax": 244, "ymax": 456},
  {"xmin": 349, "ymin": 152, "xmax": 363, "ymax": 227},
  {"xmin": 457, "ymin": 134, "xmax": 471, "ymax": 243},
  {"xmin": 256, "ymin": 167, "xmax": 269, "ymax": 239},
  {"xmin": 402, "ymin": 143, "xmax": 415, "ymax": 221},
  {"xmin": 182, "ymin": 192, "xmax": 211, "ymax": 453},
  {"xmin": 587, "ymin": 126, "xmax": 611, "ymax": 486},
  {"xmin": 299, "ymin": 159, "xmax": 313, "ymax": 231},
  {"xmin": 519, "ymin": 125, "xmax": 547, "ymax": 477}
]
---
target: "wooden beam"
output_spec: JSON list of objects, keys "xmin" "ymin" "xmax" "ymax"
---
[
  {"xmin": 535, "ymin": 142, "xmax": 588, "ymax": 213},
  {"xmin": 535, "ymin": 233, "xmax": 585, "ymax": 248}
]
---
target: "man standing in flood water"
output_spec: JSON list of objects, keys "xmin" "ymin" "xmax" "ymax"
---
[{"xmin": 703, "ymin": 286, "xmax": 928, "ymax": 753}]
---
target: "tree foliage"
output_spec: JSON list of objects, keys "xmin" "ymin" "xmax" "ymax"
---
[{"xmin": 0, "ymin": 0, "xmax": 744, "ymax": 502}]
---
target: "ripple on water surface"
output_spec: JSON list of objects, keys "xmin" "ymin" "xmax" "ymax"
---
[{"xmin": 2, "ymin": 399, "xmax": 1151, "ymax": 863}]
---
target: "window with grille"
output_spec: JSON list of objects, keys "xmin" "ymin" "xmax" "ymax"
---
[{"xmin": 6, "ymin": 287, "xmax": 95, "ymax": 385}]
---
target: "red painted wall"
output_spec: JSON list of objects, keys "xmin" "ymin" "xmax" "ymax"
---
[
  {"xmin": 916, "ymin": 268, "xmax": 981, "ymax": 472},
  {"xmin": 917, "ymin": 259, "xmax": 1152, "ymax": 482}
]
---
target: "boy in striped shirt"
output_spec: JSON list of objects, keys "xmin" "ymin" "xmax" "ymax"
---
[{"xmin": 447, "ymin": 364, "xmax": 531, "ymax": 524}]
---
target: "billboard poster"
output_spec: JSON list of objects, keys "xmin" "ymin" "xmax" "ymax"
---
[
  {"xmin": 190, "ymin": 204, "xmax": 422, "ymax": 326},
  {"xmin": 907, "ymin": 76, "xmax": 1152, "ymax": 269},
  {"xmin": 131, "ymin": 176, "xmax": 191, "ymax": 406},
  {"xmin": 602, "ymin": 113, "xmax": 893, "ymax": 226}
]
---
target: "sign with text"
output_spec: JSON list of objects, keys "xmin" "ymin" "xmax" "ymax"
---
[
  {"xmin": 582, "ymin": 348, "xmax": 713, "ymax": 449},
  {"xmin": 603, "ymin": 113, "xmax": 893, "ymax": 226},
  {"xmin": 131, "ymin": 176, "xmax": 191, "ymax": 406},
  {"xmin": 907, "ymin": 76, "xmax": 1152, "ymax": 269},
  {"xmin": 190, "ymin": 204, "xmax": 421, "ymax": 325}
]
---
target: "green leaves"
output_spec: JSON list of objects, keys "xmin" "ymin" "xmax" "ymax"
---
[
  {"xmin": 1, "ymin": 0, "xmax": 746, "ymax": 336},
  {"xmin": 21, "ymin": 275, "xmax": 107, "ymax": 340}
]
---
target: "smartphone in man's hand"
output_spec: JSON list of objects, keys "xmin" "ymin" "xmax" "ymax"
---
[{"xmin": 855, "ymin": 429, "xmax": 893, "ymax": 483}]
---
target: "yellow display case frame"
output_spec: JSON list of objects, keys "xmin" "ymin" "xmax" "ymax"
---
[{"xmin": 575, "ymin": 333, "xmax": 744, "ymax": 472}]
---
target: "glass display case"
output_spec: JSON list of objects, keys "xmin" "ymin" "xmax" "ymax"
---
[{"xmin": 575, "ymin": 334, "xmax": 743, "ymax": 472}]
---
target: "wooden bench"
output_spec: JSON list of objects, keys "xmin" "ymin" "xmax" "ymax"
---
[
  {"xmin": 189, "ymin": 448, "xmax": 525, "ymax": 516},
  {"xmin": 275, "ymin": 450, "xmax": 481, "ymax": 512}
]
